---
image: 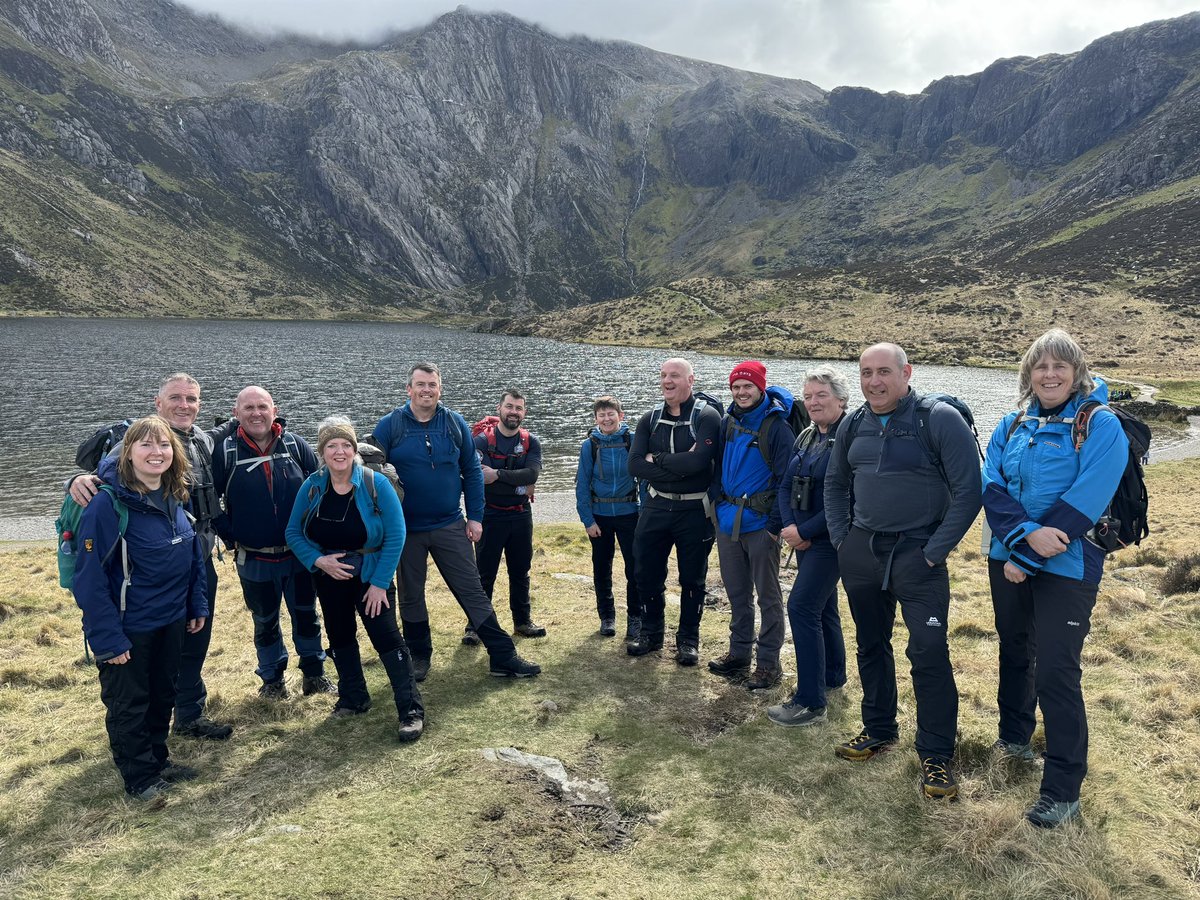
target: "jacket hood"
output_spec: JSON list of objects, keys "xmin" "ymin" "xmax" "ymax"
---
[{"xmin": 589, "ymin": 423, "xmax": 631, "ymax": 443}]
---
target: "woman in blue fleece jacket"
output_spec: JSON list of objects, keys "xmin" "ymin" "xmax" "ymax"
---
[
  {"xmin": 286, "ymin": 417, "xmax": 422, "ymax": 742},
  {"xmin": 982, "ymin": 329, "xmax": 1128, "ymax": 828},
  {"xmin": 72, "ymin": 416, "xmax": 208, "ymax": 801}
]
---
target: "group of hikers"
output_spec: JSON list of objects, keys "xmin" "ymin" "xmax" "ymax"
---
[{"xmin": 62, "ymin": 328, "xmax": 1137, "ymax": 830}]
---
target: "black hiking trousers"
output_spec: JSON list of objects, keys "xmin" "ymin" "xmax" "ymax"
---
[
  {"xmin": 838, "ymin": 526, "xmax": 958, "ymax": 760},
  {"xmin": 634, "ymin": 501, "xmax": 714, "ymax": 643},
  {"xmin": 97, "ymin": 617, "xmax": 186, "ymax": 794}
]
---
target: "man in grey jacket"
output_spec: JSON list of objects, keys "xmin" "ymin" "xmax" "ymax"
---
[{"xmin": 824, "ymin": 343, "xmax": 982, "ymax": 800}]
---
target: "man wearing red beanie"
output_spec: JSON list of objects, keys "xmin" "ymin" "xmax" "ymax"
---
[{"xmin": 709, "ymin": 361, "xmax": 796, "ymax": 690}]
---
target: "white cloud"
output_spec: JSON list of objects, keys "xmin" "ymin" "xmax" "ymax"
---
[{"xmin": 177, "ymin": 0, "xmax": 1200, "ymax": 93}]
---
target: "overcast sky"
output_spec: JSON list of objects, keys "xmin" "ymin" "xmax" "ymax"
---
[{"xmin": 176, "ymin": 0, "xmax": 1199, "ymax": 94}]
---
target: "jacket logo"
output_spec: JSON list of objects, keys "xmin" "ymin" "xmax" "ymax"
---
[{"xmin": 84, "ymin": 539, "xmax": 94, "ymax": 552}]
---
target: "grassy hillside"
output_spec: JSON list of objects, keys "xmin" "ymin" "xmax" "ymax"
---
[
  {"xmin": 500, "ymin": 269, "xmax": 1199, "ymax": 379},
  {"xmin": 1, "ymin": 462, "xmax": 1199, "ymax": 898}
]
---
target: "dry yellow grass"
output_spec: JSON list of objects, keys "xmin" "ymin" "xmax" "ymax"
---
[{"xmin": 1, "ymin": 461, "xmax": 1198, "ymax": 898}]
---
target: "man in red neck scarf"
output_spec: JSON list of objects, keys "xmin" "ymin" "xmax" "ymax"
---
[{"xmin": 211, "ymin": 385, "xmax": 335, "ymax": 700}]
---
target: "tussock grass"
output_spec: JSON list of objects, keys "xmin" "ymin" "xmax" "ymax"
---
[
  {"xmin": 1, "ymin": 461, "xmax": 1199, "ymax": 898},
  {"xmin": 1161, "ymin": 553, "xmax": 1200, "ymax": 597}
]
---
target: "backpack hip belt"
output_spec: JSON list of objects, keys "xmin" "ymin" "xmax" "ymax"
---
[
  {"xmin": 648, "ymin": 487, "xmax": 708, "ymax": 502},
  {"xmin": 720, "ymin": 490, "xmax": 778, "ymax": 541},
  {"xmin": 235, "ymin": 544, "xmax": 291, "ymax": 566},
  {"xmin": 486, "ymin": 501, "xmax": 530, "ymax": 513}
]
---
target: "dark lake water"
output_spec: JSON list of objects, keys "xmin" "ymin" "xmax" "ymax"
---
[{"xmin": 0, "ymin": 317, "xmax": 1182, "ymax": 518}]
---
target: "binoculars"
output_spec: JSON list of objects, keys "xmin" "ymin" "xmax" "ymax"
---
[{"xmin": 791, "ymin": 475, "xmax": 814, "ymax": 511}]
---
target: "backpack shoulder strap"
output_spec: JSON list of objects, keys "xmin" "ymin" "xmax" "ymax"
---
[
  {"xmin": 363, "ymin": 468, "xmax": 381, "ymax": 516},
  {"xmin": 758, "ymin": 415, "xmax": 776, "ymax": 468},
  {"xmin": 649, "ymin": 401, "xmax": 665, "ymax": 432},
  {"xmin": 1071, "ymin": 399, "xmax": 1104, "ymax": 451},
  {"xmin": 518, "ymin": 428, "xmax": 531, "ymax": 455},
  {"xmin": 844, "ymin": 405, "xmax": 869, "ymax": 452}
]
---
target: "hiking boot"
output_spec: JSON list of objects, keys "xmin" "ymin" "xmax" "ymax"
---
[
  {"xmin": 675, "ymin": 639, "xmax": 699, "ymax": 667},
  {"xmin": 707, "ymin": 652, "xmax": 751, "ymax": 679},
  {"xmin": 412, "ymin": 656, "xmax": 431, "ymax": 683},
  {"xmin": 489, "ymin": 655, "xmax": 542, "ymax": 678},
  {"xmin": 258, "ymin": 679, "xmax": 288, "ymax": 700},
  {"xmin": 745, "ymin": 665, "xmax": 783, "ymax": 692},
  {"xmin": 992, "ymin": 738, "xmax": 1038, "ymax": 762},
  {"xmin": 514, "ymin": 621, "xmax": 547, "ymax": 638},
  {"xmin": 768, "ymin": 701, "xmax": 827, "ymax": 728},
  {"xmin": 158, "ymin": 762, "xmax": 199, "ymax": 783},
  {"xmin": 130, "ymin": 779, "xmax": 171, "ymax": 802},
  {"xmin": 173, "ymin": 717, "xmax": 233, "ymax": 741},
  {"xmin": 834, "ymin": 730, "xmax": 897, "ymax": 761},
  {"xmin": 461, "ymin": 626, "xmax": 481, "ymax": 646},
  {"xmin": 625, "ymin": 616, "xmax": 642, "ymax": 641},
  {"xmin": 1025, "ymin": 795, "xmax": 1081, "ymax": 828},
  {"xmin": 626, "ymin": 632, "xmax": 662, "ymax": 657},
  {"xmin": 599, "ymin": 617, "xmax": 617, "ymax": 637},
  {"xmin": 397, "ymin": 716, "xmax": 425, "ymax": 743},
  {"xmin": 302, "ymin": 674, "xmax": 337, "ymax": 696},
  {"xmin": 920, "ymin": 756, "xmax": 958, "ymax": 800},
  {"xmin": 329, "ymin": 702, "xmax": 370, "ymax": 719}
]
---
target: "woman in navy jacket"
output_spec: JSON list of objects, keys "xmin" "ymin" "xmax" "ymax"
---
[
  {"xmin": 767, "ymin": 366, "xmax": 850, "ymax": 728},
  {"xmin": 72, "ymin": 416, "xmax": 208, "ymax": 801},
  {"xmin": 286, "ymin": 417, "xmax": 422, "ymax": 742},
  {"xmin": 983, "ymin": 329, "xmax": 1128, "ymax": 828}
]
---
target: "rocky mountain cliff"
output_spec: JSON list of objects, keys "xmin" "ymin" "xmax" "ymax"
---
[{"xmin": 2, "ymin": 1, "xmax": 1199, "ymax": 319}]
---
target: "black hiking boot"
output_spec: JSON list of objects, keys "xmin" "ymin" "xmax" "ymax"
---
[{"xmin": 707, "ymin": 652, "xmax": 751, "ymax": 679}]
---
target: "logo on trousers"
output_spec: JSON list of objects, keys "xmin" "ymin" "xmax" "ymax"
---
[
  {"xmin": 1067, "ymin": 620, "xmax": 1081, "ymax": 627},
  {"xmin": 926, "ymin": 616, "xmax": 942, "ymax": 627}
]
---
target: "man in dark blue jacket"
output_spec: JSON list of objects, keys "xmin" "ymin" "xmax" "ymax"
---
[
  {"xmin": 211, "ymin": 386, "xmax": 334, "ymax": 700},
  {"xmin": 472, "ymin": 389, "xmax": 545, "ymax": 639},
  {"xmin": 709, "ymin": 361, "xmax": 795, "ymax": 691},
  {"xmin": 627, "ymin": 357, "xmax": 722, "ymax": 666},
  {"xmin": 825, "ymin": 343, "xmax": 982, "ymax": 800},
  {"xmin": 68, "ymin": 373, "xmax": 233, "ymax": 741},
  {"xmin": 371, "ymin": 363, "xmax": 540, "ymax": 682}
]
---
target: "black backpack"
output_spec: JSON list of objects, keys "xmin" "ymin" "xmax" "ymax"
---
[
  {"xmin": 1006, "ymin": 400, "xmax": 1150, "ymax": 553},
  {"xmin": 76, "ymin": 420, "xmax": 132, "ymax": 472},
  {"xmin": 843, "ymin": 393, "xmax": 983, "ymax": 485}
]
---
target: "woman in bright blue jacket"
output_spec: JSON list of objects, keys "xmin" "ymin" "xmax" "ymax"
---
[
  {"xmin": 767, "ymin": 366, "xmax": 849, "ymax": 729},
  {"xmin": 286, "ymin": 417, "xmax": 422, "ymax": 742},
  {"xmin": 982, "ymin": 329, "xmax": 1128, "ymax": 828},
  {"xmin": 72, "ymin": 416, "xmax": 208, "ymax": 801},
  {"xmin": 575, "ymin": 396, "xmax": 641, "ymax": 639}
]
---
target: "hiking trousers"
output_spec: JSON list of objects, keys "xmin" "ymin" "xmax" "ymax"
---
[
  {"xmin": 716, "ymin": 527, "xmax": 785, "ymax": 667},
  {"xmin": 787, "ymin": 538, "xmax": 846, "ymax": 710},
  {"xmin": 398, "ymin": 522, "xmax": 518, "ymax": 663},
  {"xmin": 476, "ymin": 509, "xmax": 535, "ymax": 627},
  {"xmin": 316, "ymin": 573, "xmax": 423, "ymax": 721},
  {"xmin": 634, "ymin": 502, "xmax": 714, "ymax": 642},
  {"xmin": 989, "ymin": 559, "xmax": 1096, "ymax": 803},
  {"xmin": 838, "ymin": 526, "xmax": 958, "ymax": 759},
  {"xmin": 97, "ymin": 617, "xmax": 185, "ymax": 795},
  {"xmin": 174, "ymin": 554, "xmax": 216, "ymax": 727},
  {"xmin": 239, "ymin": 560, "xmax": 326, "ymax": 684},
  {"xmin": 590, "ymin": 512, "xmax": 641, "ymax": 621}
]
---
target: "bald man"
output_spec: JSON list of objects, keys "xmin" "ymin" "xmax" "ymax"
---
[{"xmin": 211, "ymin": 386, "xmax": 333, "ymax": 699}]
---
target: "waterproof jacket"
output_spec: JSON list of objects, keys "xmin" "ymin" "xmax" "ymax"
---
[
  {"xmin": 285, "ymin": 463, "xmax": 406, "ymax": 590},
  {"xmin": 715, "ymin": 391, "xmax": 794, "ymax": 536},
  {"xmin": 825, "ymin": 389, "xmax": 983, "ymax": 564},
  {"xmin": 211, "ymin": 424, "xmax": 319, "ymax": 553},
  {"xmin": 983, "ymin": 379, "xmax": 1128, "ymax": 584},
  {"xmin": 628, "ymin": 395, "xmax": 722, "ymax": 505},
  {"xmin": 72, "ymin": 456, "xmax": 208, "ymax": 662},
  {"xmin": 371, "ymin": 403, "xmax": 483, "ymax": 531},
  {"xmin": 777, "ymin": 414, "xmax": 845, "ymax": 543},
  {"xmin": 575, "ymin": 424, "xmax": 639, "ymax": 526}
]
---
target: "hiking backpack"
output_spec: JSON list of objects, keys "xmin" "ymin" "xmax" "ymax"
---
[
  {"xmin": 220, "ymin": 431, "xmax": 307, "ymax": 513},
  {"xmin": 648, "ymin": 390, "xmax": 722, "ymax": 452},
  {"xmin": 357, "ymin": 441, "xmax": 405, "ymax": 510},
  {"xmin": 722, "ymin": 385, "xmax": 803, "ymax": 469},
  {"xmin": 1005, "ymin": 400, "xmax": 1151, "ymax": 553},
  {"xmin": 472, "ymin": 416, "xmax": 535, "ymax": 502},
  {"xmin": 383, "ymin": 405, "xmax": 464, "ymax": 458},
  {"xmin": 56, "ymin": 485, "xmax": 130, "ymax": 592},
  {"xmin": 586, "ymin": 430, "xmax": 638, "ymax": 504},
  {"xmin": 75, "ymin": 420, "xmax": 132, "ymax": 473},
  {"xmin": 843, "ymin": 393, "xmax": 984, "ymax": 485}
]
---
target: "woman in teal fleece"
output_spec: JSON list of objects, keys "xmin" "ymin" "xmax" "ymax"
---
[{"xmin": 286, "ymin": 417, "xmax": 423, "ymax": 742}]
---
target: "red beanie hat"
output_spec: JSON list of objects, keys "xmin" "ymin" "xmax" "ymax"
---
[{"xmin": 729, "ymin": 360, "xmax": 767, "ymax": 392}]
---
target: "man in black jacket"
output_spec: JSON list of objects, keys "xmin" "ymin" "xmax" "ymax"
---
[
  {"xmin": 210, "ymin": 385, "xmax": 334, "ymax": 700},
  {"xmin": 472, "ymin": 389, "xmax": 545, "ymax": 639},
  {"xmin": 627, "ymin": 358, "xmax": 722, "ymax": 665}
]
